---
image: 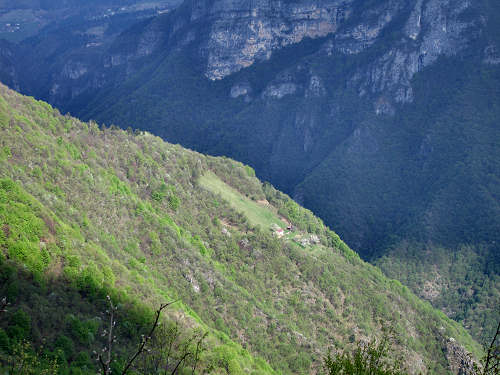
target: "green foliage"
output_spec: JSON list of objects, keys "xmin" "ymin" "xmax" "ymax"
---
[
  {"xmin": 0, "ymin": 146, "xmax": 11, "ymax": 161},
  {"xmin": 54, "ymin": 335, "xmax": 74, "ymax": 359},
  {"xmin": 244, "ymin": 165, "xmax": 256, "ymax": 177},
  {"xmin": 65, "ymin": 13, "xmax": 500, "ymax": 348},
  {"xmin": 376, "ymin": 242, "xmax": 500, "ymax": 344},
  {"xmin": 4, "ymin": 309, "xmax": 31, "ymax": 346},
  {"xmin": 0, "ymin": 109, "xmax": 10, "ymax": 129},
  {"xmin": 200, "ymin": 172, "xmax": 282, "ymax": 229},
  {"xmin": 0, "ymin": 83, "xmax": 484, "ymax": 374},
  {"xmin": 190, "ymin": 234, "xmax": 210, "ymax": 257},
  {"xmin": 323, "ymin": 333, "xmax": 407, "ymax": 375},
  {"xmin": 168, "ymin": 193, "xmax": 181, "ymax": 211},
  {"xmin": 5, "ymin": 340, "xmax": 59, "ymax": 375},
  {"xmin": 67, "ymin": 315, "xmax": 98, "ymax": 346},
  {"xmin": 76, "ymin": 263, "xmax": 105, "ymax": 296},
  {"xmin": 107, "ymin": 172, "xmax": 131, "ymax": 196},
  {"xmin": 0, "ymin": 328, "xmax": 9, "ymax": 352},
  {"xmin": 152, "ymin": 183, "xmax": 181, "ymax": 210}
]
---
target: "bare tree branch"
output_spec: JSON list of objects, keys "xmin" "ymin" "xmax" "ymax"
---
[
  {"xmin": 483, "ymin": 319, "xmax": 500, "ymax": 375},
  {"xmin": 171, "ymin": 351, "xmax": 191, "ymax": 375},
  {"xmin": 164, "ymin": 321, "xmax": 179, "ymax": 373},
  {"xmin": 191, "ymin": 332, "xmax": 208, "ymax": 375},
  {"xmin": 98, "ymin": 352, "xmax": 108, "ymax": 375},
  {"xmin": 120, "ymin": 300, "xmax": 178, "ymax": 375},
  {"xmin": 97, "ymin": 296, "xmax": 117, "ymax": 375}
]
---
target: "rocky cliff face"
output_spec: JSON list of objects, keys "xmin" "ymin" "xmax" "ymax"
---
[
  {"xmin": 3, "ymin": 0, "xmax": 495, "ymax": 252},
  {"xmin": 165, "ymin": 0, "xmax": 484, "ymax": 109},
  {"xmin": 199, "ymin": 0, "xmax": 350, "ymax": 80},
  {"xmin": 0, "ymin": 1, "xmax": 178, "ymax": 108},
  {"xmin": 7, "ymin": 0, "xmax": 488, "ymax": 115},
  {"xmin": 340, "ymin": 0, "xmax": 483, "ymax": 113},
  {"xmin": 445, "ymin": 337, "xmax": 478, "ymax": 375},
  {"xmin": 172, "ymin": 0, "xmax": 482, "ymax": 86}
]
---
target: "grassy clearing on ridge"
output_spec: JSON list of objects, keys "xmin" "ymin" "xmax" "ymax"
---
[{"xmin": 200, "ymin": 171, "xmax": 284, "ymax": 230}]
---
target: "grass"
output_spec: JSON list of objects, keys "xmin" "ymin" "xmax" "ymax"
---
[{"xmin": 200, "ymin": 171, "xmax": 284, "ymax": 230}]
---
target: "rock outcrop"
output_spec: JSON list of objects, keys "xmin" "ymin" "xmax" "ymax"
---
[
  {"xmin": 200, "ymin": 0, "xmax": 350, "ymax": 80},
  {"xmin": 159, "ymin": 0, "xmax": 482, "ymax": 108},
  {"xmin": 4, "ymin": 0, "xmax": 488, "ymax": 115},
  {"xmin": 445, "ymin": 337, "xmax": 477, "ymax": 375}
]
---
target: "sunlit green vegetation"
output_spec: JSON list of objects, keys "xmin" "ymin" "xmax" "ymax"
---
[
  {"xmin": 67, "ymin": 3, "xmax": 500, "ymax": 346},
  {"xmin": 0, "ymin": 83, "xmax": 483, "ymax": 374},
  {"xmin": 200, "ymin": 172, "xmax": 283, "ymax": 229}
]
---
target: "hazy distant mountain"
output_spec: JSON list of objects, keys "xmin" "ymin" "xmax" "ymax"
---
[{"xmin": 0, "ymin": 0, "xmax": 180, "ymax": 42}]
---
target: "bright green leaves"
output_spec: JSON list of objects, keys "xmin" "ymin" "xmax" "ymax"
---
[
  {"xmin": 190, "ymin": 234, "xmax": 211, "ymax": 257},
  {"xmin": 107, "ymin": 172, "xmax": 131, "ymax": 196},
  {"xmin": 0, "ymin": 179, "xmax": 53, "ymax": 275},
  {"xmin": 0, "ymin": 96, "xmax": 10, "ymax": 129},
  {"xmin": 0, "ymin": 146, "xmax": 11, "ymax": 161},
  {"xmin": 151, "ymin": 182, "xmax": 181, "ymax": 210}
]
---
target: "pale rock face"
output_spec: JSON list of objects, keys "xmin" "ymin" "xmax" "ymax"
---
[
  {"xmin": 294, "ymin": 111, "xmax": 316, "ymax": 153},
  {"xmin": 484, "ymin": 44, "xmax": 500, "ymax": 65},
  {"xmin": 339, "ymin": 0, "xmax": 480, "ymax": 109},
  {"xmin": 261, "ymin": 69, "xmax": 301, "ymax": 99},
  {"xmin": 179, "ymin": 30, "xmax": 196, "ymax": 46},
  {"xmin": 179, "ymin": 0, "xmax": 481, "ymax": 112},
  {"xmin": 201, "ymin": 0, "xmax": 351, "ymax": 79},
  {"xmin": 41, "ymin": 0, "xmax": 484, "ymax": 116},
  {"xmin": 346, "ymin": 126, "xmax": 379, "ymax": 155},
  {"xmin": 230, "ymin": 82, "xmax": 252, "ymax": 98},
  {"xmin": 110, "ymin": 54, "xmax": 126, "ymax": 67},
  {"xmin": 262, "ymin": 82, "xmax": 297, "ymax": 99},
  {"xmin": 18, "ymin": 0, "xmax": 487, "ymax": 119},
  {"xmin": 374, "ymin": 96, "xmax": 395, "ymax": 116},
  {"xmin": 62, "ymin": 62, "xmax": 88, "ymax": 80},
  {"xmin": 305, "ymin": 75, "xmax": 325, "ymax": 98},
  {"xmin": 334, "ymin": 0, "xmax": 402, "ymax": 54},
  {"xmin": 137, "ymin": 28, "xmax": 162, "ymax": 57},
  {"xmin": 404, "ymin": 0, "xmax": 423, "ymax": 41},
  {"xmin": 50, "ymin": 61, "xmax": 107, "ymax": 103}
]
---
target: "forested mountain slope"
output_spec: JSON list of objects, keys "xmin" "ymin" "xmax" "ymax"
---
[
  {"xmin": 0, "ymin": 0, "xmax": 498, "ymax": 348},
  {"xmin": 0, "ymin": 83, "xmax": 484, "ymax": 374}
]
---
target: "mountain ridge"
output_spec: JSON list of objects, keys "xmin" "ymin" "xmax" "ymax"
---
[
  {"xmin": 0, "ymin": 0, "xmax": 498, "ymax": 345},
  {"xmin": 0, "ymin": 82, "xmax": 485, "ymax": 374}
]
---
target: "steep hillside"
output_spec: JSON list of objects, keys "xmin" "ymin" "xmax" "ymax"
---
[
  {"xmin": 0, "ymin": 83, "xmax": 483, "ymax": 374},
  {"xmin": 0, "ymin": 0, "xmax": 498, "ymax": 343},
  {"xmin": 55, "ymin": 0, "xmax": 500, "ymax": 340}
]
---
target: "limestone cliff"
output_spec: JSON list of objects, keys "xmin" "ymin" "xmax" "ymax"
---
[
  {"xmin": 157, "ymin": 0, "xmax": 484, "ymax": 108},
  {"xmin": 7, "ymin": 0, "xmax": 491, "ymax": 114}
]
